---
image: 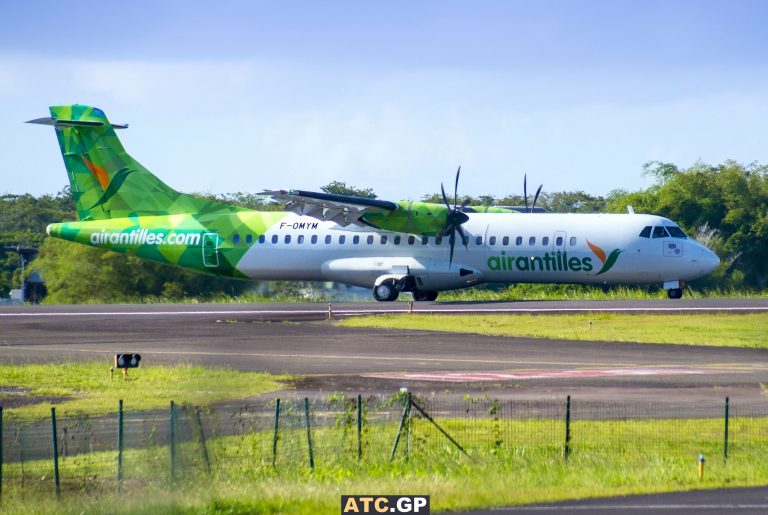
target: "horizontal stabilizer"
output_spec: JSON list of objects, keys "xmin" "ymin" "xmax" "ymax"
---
[{"xmin": 26, "ymin": 117, "xmax": 128, "ymax": 129}]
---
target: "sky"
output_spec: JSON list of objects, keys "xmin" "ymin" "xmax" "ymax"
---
[{"xmin": 2, "ymin": 0, "xmax": 768, "ymax": 201}]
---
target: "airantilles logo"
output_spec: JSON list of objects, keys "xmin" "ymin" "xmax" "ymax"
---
[
  {"xmin": 82, "ymin": 156, "xmax": 135, "ymax": 209},
  {"xmin": 486, "ymin": 240, "xmax": 622, "ymax": 276}
]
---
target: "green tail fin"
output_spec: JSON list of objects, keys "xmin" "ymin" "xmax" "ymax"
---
[{"xmin": 30, "ymin": 104, "xmax": 237, "ymax": 221}]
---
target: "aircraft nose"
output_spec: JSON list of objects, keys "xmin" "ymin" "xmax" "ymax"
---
[{"xmin": 702, "ymin": 247, "xmax": 720, "ymax": 273}]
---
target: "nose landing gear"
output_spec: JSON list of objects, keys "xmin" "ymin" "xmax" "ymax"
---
[
  {"xmin": 663, "ymin": 280, "xmax": 685, "ymax": 299},
  {"xmin": 667, "ymin": 288, "xmax": 683, "ymax": 299}
]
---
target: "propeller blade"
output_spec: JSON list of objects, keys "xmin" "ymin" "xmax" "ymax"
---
[
  {"xmin": 448, "ymin": 229, "xmax": 456, "ymax": 267},
  {"xmin": 524, "ymin": 173, "xmax": 529, "ymax": 213},
  {"xmin": 532, "ymin": 184, "xmax": 543, "ymax": 212},
  {"xmin": 453, "ymin": 166, "xmax": 461, "ymax": 209},
  {"xmin": 440, "ymin": 183, "xmax": 451, "ymax": 210},
  {"xmin": 457, "ymin": 224, "xmax": 469, "ymax": 249}
]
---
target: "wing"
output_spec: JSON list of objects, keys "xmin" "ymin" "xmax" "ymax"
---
[{"xmin": 263, "ymin": 189, "xmax": 398, "ymax": 227}]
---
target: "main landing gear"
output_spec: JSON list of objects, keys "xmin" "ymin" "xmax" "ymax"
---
[
  {"xmin": 373, "ymin": 279, "xmax": 399, "ymax": 302},
  {"xmin": 412, "ymin": 290, "xmax": 439, "ymax": 302},
  {"xmin": 371, "ymin": 277, "xmax": 439, "ymax": 302}
]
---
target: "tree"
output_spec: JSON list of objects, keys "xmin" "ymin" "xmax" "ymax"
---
[{"xmin": 320, "ymin": 181, "xmax": 377, "ymax": 199}]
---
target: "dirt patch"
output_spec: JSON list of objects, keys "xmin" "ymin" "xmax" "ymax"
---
[{"xmin": 0, "ymin": 386, "xmax": 71, "ymax": 408}]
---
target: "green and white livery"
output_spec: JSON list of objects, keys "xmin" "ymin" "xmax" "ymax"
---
[{"xmin": 33, "ymin": 105, "xmax": 720, "ymax": 301}]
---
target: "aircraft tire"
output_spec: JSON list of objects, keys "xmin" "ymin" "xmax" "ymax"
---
[
  {"xmin": 667, "ymin": 288, "xmax": 683, "ymax": 299},
  {"xmin": 373, "ymin": 280, "xmax": 399, "ymax": 302},
  {"xmin": 413, "ymin": 291, "xmax": 438, "ymax": 301}
]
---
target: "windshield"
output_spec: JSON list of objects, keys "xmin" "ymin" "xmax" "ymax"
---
[{"xmin": 665, "ymin": 226, "xmax": 688, "ymax": 238}]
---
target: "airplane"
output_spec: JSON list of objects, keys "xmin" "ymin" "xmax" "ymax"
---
[{"xmin": 31, "ymin": 105, "xmax": 720, "ymax": 302}]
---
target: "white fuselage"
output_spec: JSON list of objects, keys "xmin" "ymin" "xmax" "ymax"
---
[{"xmin": 235, "ymin": 212, "xmax": 720, "ymax": 291}]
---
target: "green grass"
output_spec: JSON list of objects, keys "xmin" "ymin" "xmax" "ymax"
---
[
  {"xmin": 340, "ymin": 313, "xmax": 768, "ymax": 348},
  {"xmin": 2, "ymin": 415, "xmax": 767, "ymax": 514},
  {"xmin": 439, "ymin": 284, "xmax": 768, "ymax": 302},
  {"xmin": 0, "ymin": 363, "xmax": 287, "ymax": 420}
]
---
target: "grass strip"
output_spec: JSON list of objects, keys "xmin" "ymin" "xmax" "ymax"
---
[
  {"xmin": 1, "ymin": 416, "xmax": 767, "ymax": 514},
  {"xmin": 0, "ymin": 363, "xmax": 287, "ymax": 420},
  {"xmin": 339, "ymin": 313, "xmax": 768, "ymax": 348}
]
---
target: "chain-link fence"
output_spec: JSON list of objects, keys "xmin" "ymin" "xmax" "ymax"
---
[{"xmin": 1, "ymin": 395, "xmax": 766, "ymax": 497}]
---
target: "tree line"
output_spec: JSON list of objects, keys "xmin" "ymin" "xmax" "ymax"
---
[{"xmin": 0, "ymin": 160, "xmax": 765, "ymax": 302}]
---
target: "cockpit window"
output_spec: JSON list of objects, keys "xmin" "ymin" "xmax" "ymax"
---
[
  {"xmin": 665, "ymin": 226, "xmax": 688, "ymax": 238},
  {"xmin": 639, "ymin": 226, "xmax": 651, "ymax": 238},
  {"xmin": 652, "ymin": 226, "xmax": 669, "ymax": 238}
]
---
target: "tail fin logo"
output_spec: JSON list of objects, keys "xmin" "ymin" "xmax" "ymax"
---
[
  {"xmin": 81, "ymin": 156, "xmax": 110, "ymax": 190},
  {"xmin": 82, "ymin": 156, "xmax": 135, "ymax": 210},
  {"xmin": 586, "ymin": 240, "xmax": 622, "ymax": 275}
]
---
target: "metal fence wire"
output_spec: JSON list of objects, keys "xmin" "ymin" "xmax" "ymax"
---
[{"xmin": 1, "ymin": 395, "xmax": 767, "ymax": 496}]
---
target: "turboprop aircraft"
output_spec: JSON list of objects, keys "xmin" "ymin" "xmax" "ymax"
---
[{"xmin": 32, "ymin": 105, "xmax": 720, "ymax": 301}]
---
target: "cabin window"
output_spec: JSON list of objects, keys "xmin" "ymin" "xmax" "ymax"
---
[
  {"xmin": 297, "ymin": 235, "xmax": 304, "ymax": 244},
  {"xmin": 529, "ymin": 236, "xmax": 536, "ymax": 246},
  {"xmin": 311, "ymin": 235, "xmax": 317, "ymax": 244},
  {"xmin": 284, "ymin": 235, "xmax": 291, "ymax": 244},
  {"xmin": 502, "ymin": 236, "xmax": 509, "ymax": 245},
  {"xmin": 325, "ymin": 235, "xmax": 331, "ymax": 244},
  {"xmin": 666, "ymin": 226, "xmax": 688, "ymax": 238},
  {"xmin": 570, "ymin": 236, "xmax": 577, "ymax": 246},
  {"xmin": 246, "ymin": 234, "xmax": 253, "ymax": 244},
  {"xmin": 542, "ymin": 236, "xmax": 549, "ymax": 246},
  {"xmin": 652, "ymin": 226, "xmax": 669, "ymax": 238},
  {"xmin": 489, "ymin": 236, "xmax": 497, "ymax": 245},
  {"xmin": 367, "ymin": 235, "xmax": 374, "ymax": 244},
  {"xmin": 339, "ymin": 235, "xmax": 346, "ymax": 244},
  {"xmin": 381, "ymin": 235, "xmax": 388, "ymax": 244},
  {"xmin": 639, "ymin": 226, "xmax": 652, "ymax": 238},
  {"xmin": 555, "ymin": 236, "xmax": 563, "ymax": 246},
  {"xmin": 475, "ymin": 236, "xmax": 483, "ymax": 245},
  {"xmin": 408, "ymin": 235, "xmax": 415, "ymax": 245},
  {"xmin": 258, "ymin": 234, "xmax": 265, "ymax": 244},
  {"xmin": 516, "ymin": 236, "xmax": 523, "ymax": 246},
  {"xmin": 394, "ymin": 235, "xmax": 401, "ymax": 245},
  {"xmin": 353, "ymin": 235, "xmax": 360, "ymax": 244},
  {"xmin": 271, "ymin": 235, "xmax": 278, "ymax": 244},
  {"xmin": 233, "ymin": 233, "xmax": 241, "ymax": 244},
  {"xmin": 422, "ymin": 236, "xmax": 429, "ymax": 245}
]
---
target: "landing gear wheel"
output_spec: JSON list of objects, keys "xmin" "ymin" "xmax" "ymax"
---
[
  {"xmin": 667, "ymin": 288, "xmax": 683, "ymax": 299},
  {"xmin": 412, "ymin": 291, "xmax": 438, "ymax": 302},
  {"xmin": 373, "ymin": 280, "xmax": 399, "ymax": 302}
]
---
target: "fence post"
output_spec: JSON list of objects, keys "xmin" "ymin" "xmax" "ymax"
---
[
  {"xmin": 272, "ymin": 399, "xmax": 280, "ymax": 467},
  {"xmin": 51, "ymin": 407, "xmax": 60, "ymax": 499},
  {"xmin": 117, "ymin": 400, "xmax": 124, "ymax": 488},
  {"xmin": 390, "ymin": 392, "xmax": 412, "ymax": 462},
  {"xmin": 195, "ymin": 408, "xmax": 211, "ymax": 476},
  {"xmin": 724, "ymin": 396, "xmax": 729, "ymax": 462},
  {"xmin": 563, "ymin": 395, "xmax": 571, "ymax": 460},
  {"xmin": 169, "ymin": 401, "xmax": 176, "ymax": 482},
  {"xmin": 357, "ymin": 394, "xmax": 362, "ymax": 461},
  {"xmin": 304, "ymin": 398, "xmax": 314, "ymax": 470}
]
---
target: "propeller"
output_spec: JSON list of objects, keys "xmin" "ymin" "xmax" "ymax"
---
[
  {"xmin": 440, "ymin": 166, "xmax": 470, "ymax": 266},
  {"xmin": 523, "ymin": 173, "xmax": 544, "ymax": 213}
]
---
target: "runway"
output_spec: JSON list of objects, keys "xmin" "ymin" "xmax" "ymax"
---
[
  {"xmin": 1, "ymin": 300, "xmax": 767, "ymax": 403},
  {"xmin": 2, "ymin": 298, "xmax": 768, "ymax": 319}
]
